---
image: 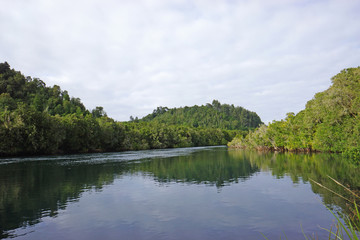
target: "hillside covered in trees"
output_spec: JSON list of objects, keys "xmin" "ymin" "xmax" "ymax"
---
[
  {"xmin": 140, "ymin": 100, "xmax": 262, "ymax": 130},
  {"xmin": 228, "ymin": 67, "xmax": 360, "ymax": 158},
  {"xmin": 0, "ymin": 62, "xmax": 256, "ymax": 156}
]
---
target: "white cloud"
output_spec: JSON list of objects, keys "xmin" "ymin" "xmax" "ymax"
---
[{"xmin": 1, "ymin": 0, "xmax": 359, "ymax": 123}]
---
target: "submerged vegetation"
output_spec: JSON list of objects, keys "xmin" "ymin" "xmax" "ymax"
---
[
  {"xmin": 229, "ymin": 67, "xmax": 360, "ymax": 162},
  {"xmin": 0, "ymin": 62, "xmax": 260, "ymax": 156}
]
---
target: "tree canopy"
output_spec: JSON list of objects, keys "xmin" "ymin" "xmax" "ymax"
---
[
  {"xmin": 140, "ymin": 99, "xmax": 262, "ymax": 130},
  {"xmin": 228, "ymin": 66, "xmax": 360, "ymax": 159},
  {"xmin": 0, "ymin": 62, "xmax": 251, "ymax": 156}
]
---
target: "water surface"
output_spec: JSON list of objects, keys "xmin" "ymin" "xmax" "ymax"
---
[{"xmin": 1, "ymin": 146, "xmax": 359, "ymax": 240}]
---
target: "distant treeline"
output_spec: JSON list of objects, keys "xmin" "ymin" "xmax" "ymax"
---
[
  {"xmin": 228, "ymin": 67, "xmax": 360, "ymax": 160},
  {"xmin": 140, "ymin": 99, "xmax": 262, "ymax": 130},
  {"xmin": 0, "ymin": 62, "xmax": 253, "ymax": 156}
]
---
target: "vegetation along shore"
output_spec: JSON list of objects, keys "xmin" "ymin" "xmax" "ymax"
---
[
  {"xmin": 0, "ymin": 62, "xmax": 261, "ymax": 157},
  {"xmin": 228, "ymin": 66, "xmax": 360, "ymax": 163},
  {"xmin": 1, "ymin": 61, "xmax": 359, "ymax": 163}
]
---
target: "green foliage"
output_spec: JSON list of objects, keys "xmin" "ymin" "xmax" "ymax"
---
[
  {"xmin": 0, "ymin": 62, "xmax": 242, "ymax": 156},
  {"xmin": 121, "ymin": 122, "xmax": 232, "ymax": 151},
  {"xmin": 229, "ymin": 66, "xmax": 360, "ymax": 153},
  {"xmin": 91, "ymin": 106, "xmax": 106, "ymax": 118},
  {"xmin": 343, "ymin": 147, "xmax": 360, "ymax": 165},
  {"xmin": 141, "ymin": 99, "xmax": 262, "ymax": 130}
]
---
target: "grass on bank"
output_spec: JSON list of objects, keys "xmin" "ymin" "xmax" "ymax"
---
[
  {"xmin": 263, "ymin": 176, "xmax": 360, "ymax": 240},
  {"xmin": 309, "ymin": 176, "xmax": 360, "ymax": 240}
]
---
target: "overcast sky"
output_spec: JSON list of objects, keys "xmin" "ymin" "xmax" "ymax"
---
[{"xmin": 1, "ymin": 0, "xmax": 359, "ymax": 123}]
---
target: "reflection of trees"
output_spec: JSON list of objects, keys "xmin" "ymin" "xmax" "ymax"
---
[
  {"xmin": 132, "ymin": 149, "xmax": 259, "ymax": 188},
  {"xmin": 1, "ymin": 149, "xmax": 359, "ymax": 238},
  {"xmin": 0, "ymin": 149, "xmax": 260, "ymax": 238},
  {"xmin": 228, "ymin": 149, "xmax": 360, "ymax": 216},
  {"xmin": 0, "ymin": 161, "xmax": 129, "ymax": 238}
]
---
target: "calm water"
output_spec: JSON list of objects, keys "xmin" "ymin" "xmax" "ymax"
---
[{"xmin": 1, "ymin": 146, "xmax": 359, "ymax": 240}]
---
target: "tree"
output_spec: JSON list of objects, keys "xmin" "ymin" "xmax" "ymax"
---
[
  {"xmin": 228, "ymin": 66, "xmax": 360, "ymax": 154},
  {"xmin": 92, "ymin": 106, "xmax": 106, "ymax": 118}
]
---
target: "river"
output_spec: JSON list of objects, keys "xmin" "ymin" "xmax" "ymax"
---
[{"xmin": 0, "ymin": 146, "xmax": 358, "ymax": 240}]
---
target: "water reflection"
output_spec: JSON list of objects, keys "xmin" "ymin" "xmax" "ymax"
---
[
  {"xmin": 130, "ymin": 148, "xmax": 259, "ymax": 187},
  {"xmin": 228, "ymin": 150, "xmax": 360, "ymax": 212},
  {"xmin": 0, "ymin": 159, "xmax": 130, "ymax": 238},
  {"xmin": 0, "ymin": 147, "xmax": 359, "ymax": 239}
]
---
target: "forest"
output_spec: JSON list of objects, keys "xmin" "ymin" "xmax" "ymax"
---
[
  {"xmin": 140, "ymin": 99, "xmax": 262, "ymax": 130},
  {"xmin": 0, "ymin": 62, "xmax": 261, "ymax": 156},
  {"xmin": 228, "ymin": 66, "xmax": 360, "ymax": 161}
]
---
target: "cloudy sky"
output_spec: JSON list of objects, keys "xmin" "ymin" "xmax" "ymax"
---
[{"xmin": 1, "ymin": 0, "xmax": 359, "ymax": 123}]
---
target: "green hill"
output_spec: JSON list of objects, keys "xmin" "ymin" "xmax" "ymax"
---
[
  {"xmin": 0, "ymin": 62, "xmax": 90, "ymax": 116},
  {"xmin": 228, "ymin": 66, "xmax": 360, "ymax": 158},
  {"xmin": 0, "ymin": 62, "xmax": 245, "ymax": 156},
  {"xmin": 140, "ymin": 100, "xmax": 262, "ymax": 130}
]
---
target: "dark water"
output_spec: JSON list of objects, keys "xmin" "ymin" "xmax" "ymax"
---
[{"xmin": 0, "ymin": 146, "xmax": 359, "ymax": 240}]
